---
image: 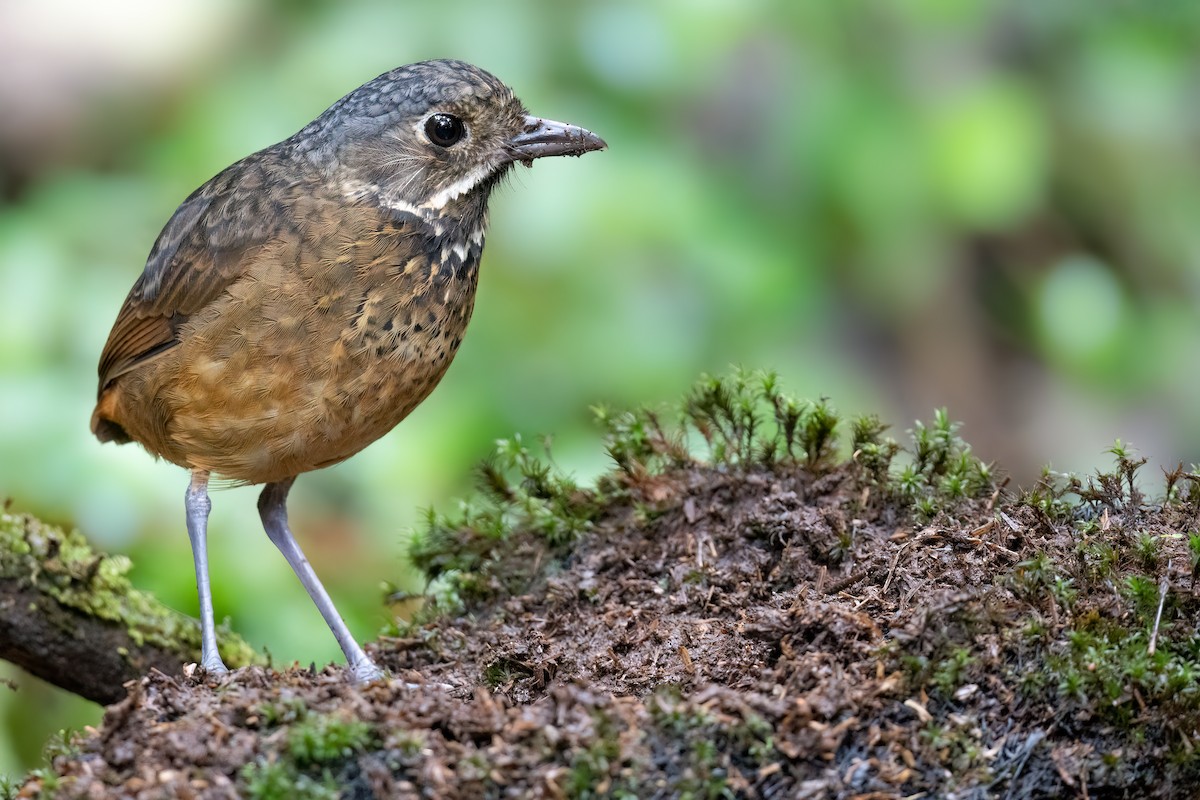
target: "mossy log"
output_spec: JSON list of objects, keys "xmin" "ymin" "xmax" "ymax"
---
[{"xmin": 0, "ymin": 511, "xmax": 261, "ymax": 704}]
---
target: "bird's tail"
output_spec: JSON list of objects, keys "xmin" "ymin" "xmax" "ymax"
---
[{"xmin": 90, "ymin": 389, "xmax": 131, "ymax": 444}]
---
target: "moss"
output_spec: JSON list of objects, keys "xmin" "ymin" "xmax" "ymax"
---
[
  {"xmin": 410, "ymin": 369, "xmax": 997, "ymax": 612},
  {"xmin": 930, "ymin": 648, "xmax": 976, "ymax": 696},
  {"xmin": 239, "ymin": 706, "xmax": 376, "ymax": 800},
  {"xmin": 241, "ymin": 758, "xmax": 339, "ymax": 800},
  {"xmin": 287, "ymin": 713, "xmax": 375, "ymax": 766},
  {"xmin": 0, "ymin": 729, "xmax": 79, "ymax": 800},
  {"xmin": 482, "ymin": 658, "xmax": 518, "ymax": 690},
  {"xmin": 644, "ymin": 690, "xmax": 773, "ymax": 799},
  {"xmin": 0, "ymin": 512, "xmax": 261, "ymax": 669},
  {"xmin": 566, "ymin": 746, "xmax": 635, "ymax": 800}
]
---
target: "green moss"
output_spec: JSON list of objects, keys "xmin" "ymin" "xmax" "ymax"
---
[
  {"xmin": 39, "ymin": 728, "xmax": 80, "ymax": 764},
  {"xmin": 896, "ymin": 408, "xmax": 993, "ymax": 514},
  {"xmin": 256, "ymin": 697, "xmax": 309, "ymax": 727},
  {"xmin": 1045, "ymin": 620, "xmax": 1200, "ymax": 727},
  {"xmin": 0, "ymin": 512, "xmax": 261, "ymax": 669},
  {"xmin": 483, "ymin": 659, "xmax": 518, "ymax": 690},
  {"xmin": 287, "ymin": 713, "xmax": 375, "ymax": 766},
  {"xmin": 239, "ymin": 707, "xmax": 376, "ymax": 799},
  {"xmin": 1009, "ymin": 552, "xmax": 1055, "ymax": 597},
  {"xmin": 566, "ymin": 747, "xmax": 631, "ymax": 799},
  {"xmin": 851, "ymin": 413, "xmax": 899, "ymax": 487},
  {"xmin": 241, "ymin": 758, "xmax": 339, "ymax": 800},
  {"xmin": 1121, "ymin": 574, "xmax": 1161, "ymax": 621},
  {"xmin": 931, "ymin": 648, "xmax": 976, "ymax": 695},
  {"xmin": 0, "ymin": 729, "xmax": 80, "ymax": 800},
  {"xmin": 1134, "ymin": 531, "xmax": 1160, "ymax": 570},
  {"xmin": 409, "ymin": 432, "xmax": 600, "ymax": 592},
  {"xmin": 410, "ymin": 370, "xmax": 996, "ymax": 612},
  {"xmin": 645, "ymin": 691, "xmax": 765, "ymax": 799}
]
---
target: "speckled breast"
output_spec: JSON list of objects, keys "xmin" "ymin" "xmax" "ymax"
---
[{"xmin": 147, "ymin": 208, "xmax": 486, "ymax": 484}]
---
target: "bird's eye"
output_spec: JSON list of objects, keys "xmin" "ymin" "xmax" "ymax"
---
[{"xmin": 425, "ymin": 113, "xmax": 465, "ymax": 147}]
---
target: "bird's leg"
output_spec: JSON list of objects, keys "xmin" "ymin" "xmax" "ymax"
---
[
  {"xmin": 185, "ymin": 469, "xmax": 228, "ymax": 673},
  {"xmin": 258, "ymin": 479, "xmax": 384, "ymax": 682}
]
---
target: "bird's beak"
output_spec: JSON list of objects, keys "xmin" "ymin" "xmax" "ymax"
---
[{"xmin": 507, "ymin": 115, "xmax": 606, "ymax": 163}]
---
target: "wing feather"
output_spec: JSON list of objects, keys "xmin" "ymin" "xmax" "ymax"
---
[{"xmin": 96, "ymin": 157, "xmax": 286, "ymax": 392}]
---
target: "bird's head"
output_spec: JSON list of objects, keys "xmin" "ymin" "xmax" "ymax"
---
[{"xmin": 296, "ymin": 59, "xmax": 605, "ymax": 217}]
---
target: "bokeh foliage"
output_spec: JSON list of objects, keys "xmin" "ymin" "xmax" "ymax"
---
[{"xmin": 2, "ymin": 0, "xmax": 1200, "ymax": 774}]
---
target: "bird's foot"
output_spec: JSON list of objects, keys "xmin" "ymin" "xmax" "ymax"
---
[
  {"xmin": 201, "ymin": 653, "xmax": 229, "ymax": 674},
  {"xmin": 183, "ymin": 656, "xmax": 229, "ymax": 680},
  {"xmin": 349, "ymin": 657, "xmax": 385, "ymax": 683}
]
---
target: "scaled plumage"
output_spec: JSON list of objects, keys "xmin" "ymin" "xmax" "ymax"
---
[{"xmin": 92, "ymin": 59, "xmax": 605, "ymax": 680}]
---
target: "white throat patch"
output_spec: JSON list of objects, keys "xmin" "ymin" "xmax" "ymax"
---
[
  {"xmin": 421, "ymin": 163, "xmax": 493, "ymax": 210},
  {"xmin": 340, "ymin": 179, "xmax": 425, "ymax": 218}
]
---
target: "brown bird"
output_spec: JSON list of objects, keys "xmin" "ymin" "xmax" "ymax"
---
[{"xmin": 91, "ymin": 59, "xmax": 605, "ymax": 681}]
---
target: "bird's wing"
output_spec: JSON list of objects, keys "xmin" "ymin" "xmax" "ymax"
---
[{"xmin": 96, "ymin": 159, "xmax": 287, "ymax": 392}]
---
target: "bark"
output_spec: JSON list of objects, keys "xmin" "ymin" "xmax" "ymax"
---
[{"xmin": 0, "ymin": 511, "xmax": 261, "ymax": 705}]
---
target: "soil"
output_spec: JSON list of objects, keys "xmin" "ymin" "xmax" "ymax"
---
[{"xmin": 19, "ymin": 455, "xmax": 1200, "ymax": 799}]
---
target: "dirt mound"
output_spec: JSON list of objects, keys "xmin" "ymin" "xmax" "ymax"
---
[{"xmin": 19, "ymin": 375, "xmax": 1200, "ymax": 798}]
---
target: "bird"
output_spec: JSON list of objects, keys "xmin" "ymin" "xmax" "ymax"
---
[{"xmin": 90, "ymin": 59, "xmax": 606, "ymax": 682}]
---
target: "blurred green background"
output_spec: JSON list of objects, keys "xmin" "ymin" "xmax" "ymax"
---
[{"xmin": 2, "ymin": 0, "xmax": 1200, "ymax": 774}]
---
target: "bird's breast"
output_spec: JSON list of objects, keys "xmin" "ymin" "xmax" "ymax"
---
[
  {"xmin": 302, "ymin": 223, "xmax": 486, "ymax": 453},
  {"xmin": 146, "ymin": 210, "xmax": 488, "ymax": 482}
]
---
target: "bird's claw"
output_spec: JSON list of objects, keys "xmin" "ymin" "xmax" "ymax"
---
[{"xmin": 350, "ymin": 659, "xmax": 386, "ymax": 683}]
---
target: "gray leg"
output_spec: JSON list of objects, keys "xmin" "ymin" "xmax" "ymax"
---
[
  {"xmin": 258, "ymin": 479, "xmax": 384, "ymax": 682},
  {"xmin": 185, "ymin": 469, "xmax": 228, "ymax": 673}
]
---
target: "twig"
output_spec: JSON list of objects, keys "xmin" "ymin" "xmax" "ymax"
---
[
  {"xmin": 882, "ymin": 542, "xmax": 910, "ymax": 596},
  {"xmin": 985, "ymin": 476, "xmax": 1009, "ymax": 512},
  {"xmin": 1148, "ymin": 558, "xmax": 1171, "ymax": 657},
  {"xmin": 825, "ymin": 568, "xmax": 870, "ymax": 595},
  {"xmin": 964, "ymin": 536, "xmax": 1019, "ymax": 560},
  {"xmin": 882, "ymin": 530, "xmax": 943, "ymax": 595}
]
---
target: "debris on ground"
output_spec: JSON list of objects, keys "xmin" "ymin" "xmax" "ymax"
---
[{"xmin": 16, "ymin": 373, "xmax": 1200, "ymax": 798}]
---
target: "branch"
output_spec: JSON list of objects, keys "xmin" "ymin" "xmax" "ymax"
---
[{"xmin": 0, "ymin": 510, "xmax": 262, "ymax": 704}]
